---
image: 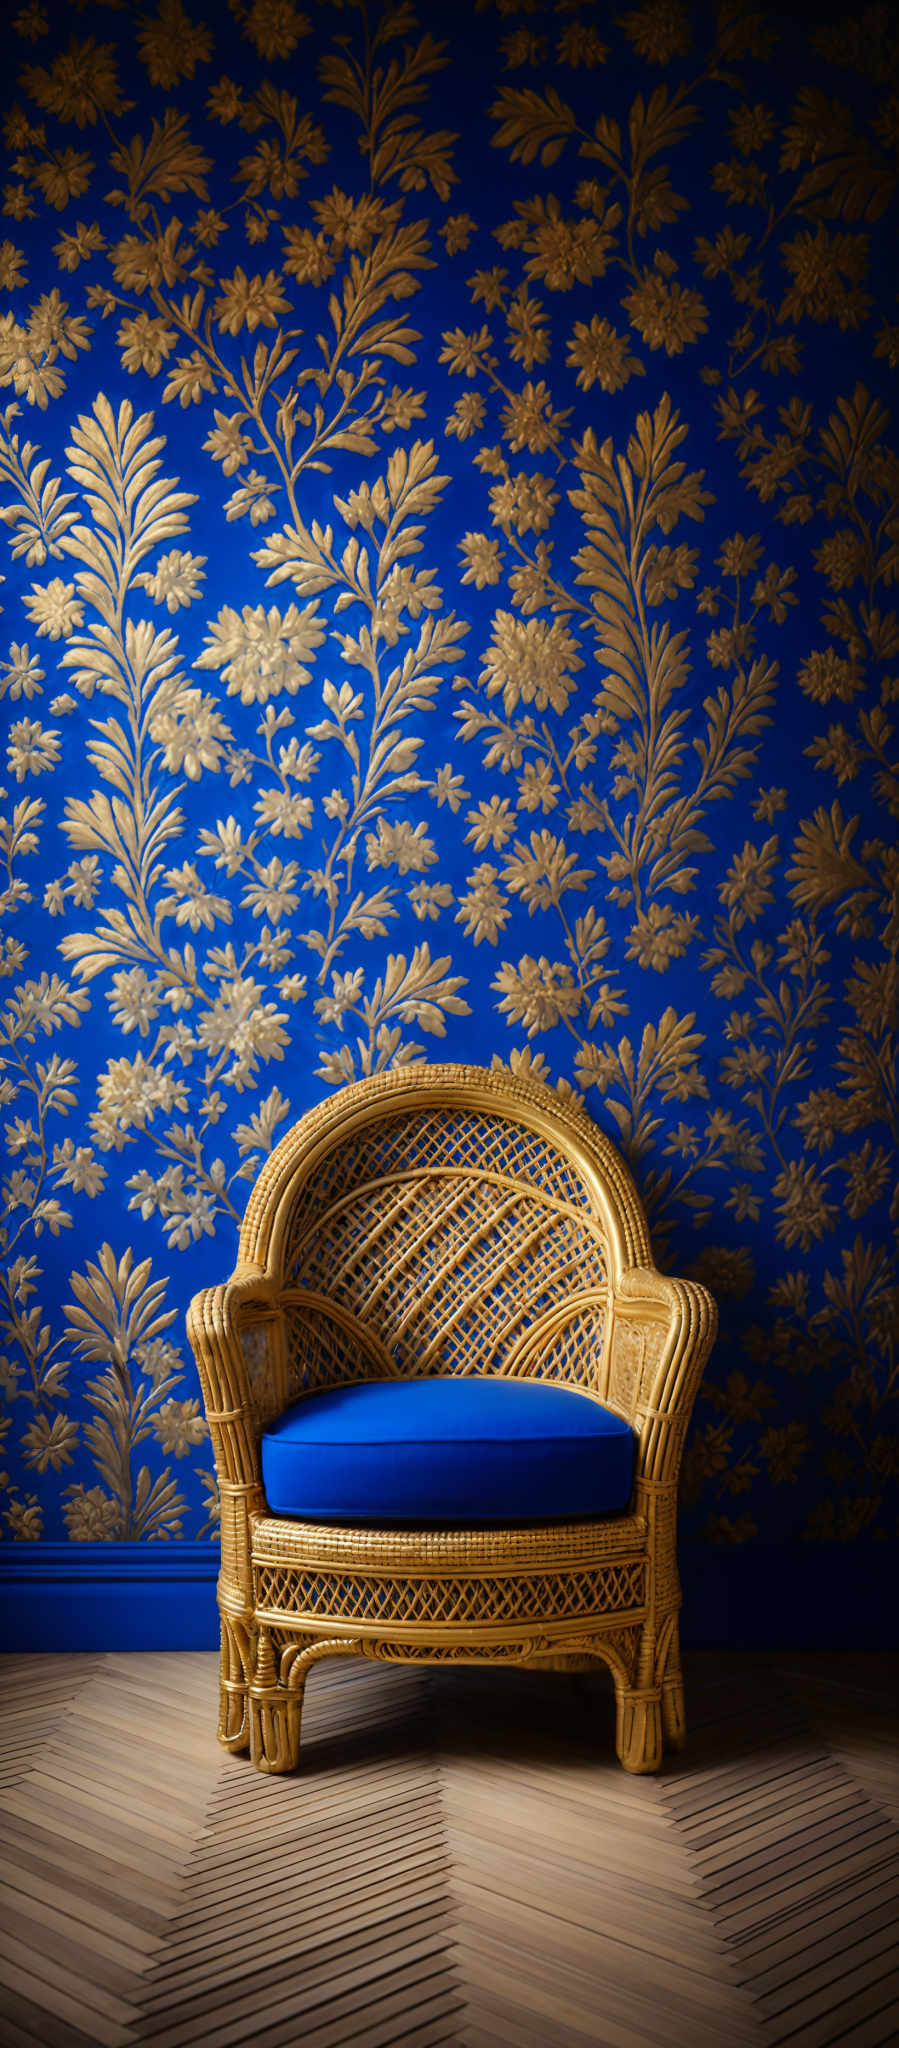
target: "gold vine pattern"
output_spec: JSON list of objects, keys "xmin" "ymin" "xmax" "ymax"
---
[{"xmin": 0, "ymin": 0, "xmax": 896, "ymax": 1548}]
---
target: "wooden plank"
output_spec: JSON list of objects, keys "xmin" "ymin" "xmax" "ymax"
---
[
  {"xmin": 756, "ymin": 1923, "xmax": 899, "ymax": 2018},
  {"xmin": 0, "ymin": 1650, "xmax": 896, "ymax": 2048},
  {"xmin": 0, "ymin": 1955, "xmax": 137, "ymax": 2048},
  {"xmin": 0, "ymin": 1926, "xmax": 141, "ymax": 2024}
]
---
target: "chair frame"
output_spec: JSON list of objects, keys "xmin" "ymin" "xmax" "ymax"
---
[{"xmin": 187, "ymin": 1063, "xmax": 716, "ymax": 1775}]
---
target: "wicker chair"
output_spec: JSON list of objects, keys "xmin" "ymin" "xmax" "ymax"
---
[{"xmin": 187, "ymin": 1063, "xmax": 716, "ymax": 1775}]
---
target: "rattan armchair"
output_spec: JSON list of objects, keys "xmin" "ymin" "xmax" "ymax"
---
[{"xmin": 187, "ymin": 1064, "xmax": 716, "ymax": 1775}]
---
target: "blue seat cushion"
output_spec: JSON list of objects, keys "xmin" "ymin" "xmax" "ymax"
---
[{"xmin": 261, "ymin": 1376, "xmax": 635, "ymax": 1525}]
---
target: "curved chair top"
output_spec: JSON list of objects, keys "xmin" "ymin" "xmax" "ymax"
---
[{"xmin": 238, "ymin": 1062, "xmax": 653, "ymax": 1291}]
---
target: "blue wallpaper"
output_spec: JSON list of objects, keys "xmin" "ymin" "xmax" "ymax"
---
[{"xmin": 1, "ymin": 0, "xmax": 896, "ymax": 1548}]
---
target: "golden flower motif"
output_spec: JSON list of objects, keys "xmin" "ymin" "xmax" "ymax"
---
[
  {"xmin": 479, "ymin": 612, "xmax": 583, "ymax": 716},
  {"xmin": 31, "ymin": 147, "xmax": 94, "ymax": 210},
  {"xmin": 21, "ymin": 1412, "xmax": 78, "ymax": 1472},
  {"xmin": 213, "ymin": 266, "xmax": 291, "ymax": 335},
  {"xmin": 522, "ymin": 207, "xmax": 618, "ymax": 292},
  {"xmin": 117, "ymin": 313, "xmax": 177, "ymax": 376},
  {"xmin": 63, "ymin": 1486, "xmax": 118, "ymax": 1540},
  {"xmin": 151, "ymin": 1398, "xmax": 207, "ymax": 1456},
  {"xmin": 409, "ymin": 881, "xmax": 453, "ymax": 922},
  {"xmin": 111, "ymin": 223, "xmax": 191, "ymax": 293},
  {"xmin": 492, "ymin": 954, "xmax": 583, "ymax": 1036},
  {"xmin": 22, "ymin": 37, "xmax": 128, "ymax": 129},
  {"xmin": 6, "ymin": 716, "xmax": 61, "ymax": 781},
  {"xmin": 502, "ymin": 829, "xmax": 593, "ymax": 912},
  {"xmin": 202, "ymin": 409, "xmax": 254, "ymax": 474},
  {"xmin": 874, "ymin": 320, "xmax": 899, "ymax": 368},
  {"xmin": 566, "ymin": 316, "xmax": 644, "ymax": 393},
  {"xmin": 193, "ymin": 980, "xmax": 289, "ymax": 1083},
  {"xmin": 381, "ymin": 385, "xmax": 426, "ymax": 431},
  {"xmin": 311, "ymin": 188, "xmax": 390, "ymax": 255},
  {"xmin": 13, "ymin": 4, "xmax": 49, "ymax": 40},
  {"xmin": 780, "ymin": 224, "xmax": 871, "ymax": 330},
  {"xmin": 138, "ymin": 550, "xmax": 207, "ymax": 613},
  {"xmin": 0, "ymin": 240, "xmax": 26, "ymax": 289},
  {"xmin": 687, "ymin": 1249, "xmax": 757, "ymax": 1301},
  {"xmin": 429, "ymin": 766, "xmax": 468, "ymax": 812},
  {"xmin": 92, "ymin": 1053, "xmax": 189, "ymax": 1145},
  {"xmin": 487, "ymin": 470, "xmax": 558, "ymax": 535},
  {"xmin": 797, "ymin": 648, "xmax": 863, "ymax": 703},
  {"xmin": 241, "ymin": 0, "xmax": 311, "ymax": 61},
  {"xmin": 440, "ymin": 214, "xmax": 475, "ymax": 253},
  {"xmin": 137, "ymin": 1, "xmax": 212, "ymax": 87},
  {"xmin": 240, "ymin": 856, "xmax": 302, "ymax": 920},
  {"xmin": 644, "ymin": 542, "xmax": 699, "ymax": 605},
  {"xmin": 459, "ymin": 532, "xmax": 503, "ymax": 586},
  {"xmin": 465, "ymin": 797, "xmax": 518, "ymax": 854},
  {"xmin": 516, "ymin": 761, "xmax": 559, "ymax": 813},
  {"xmin": 469, "ymin": 265, "xmax": 508, "ymax": 312},
  {"xmin": 623, "ymin": 270, "xmax": 708, "ymax": 354},
  {"xmin": 806, "ymin": 723, "xmax": 861, "ymax": 783},
  {"xmin": 728, "ymin": 103, "xmax": 775, "ymax": 155},
  {"xmin": 454, "ymin": 864, "xmax": 510, "ymax": 946},
  {"xmin": 619, "ymin": 1, "xmax": 691, "ymax": 64},
  {"xmin": 844, "ymin": 1142, "xmax": 893, "ymax": 1219},
  {"xmin": 447, "ymin": 393, "xmax": 487, "ymax": 441},
  {"xmin": 206, "ymin": 77, "xmax": 243, "ymax": 123},
  {"xmin": 716, "ymin": 533, "xmax": 763, "ymax": 578},
  {"xmin": 365, "ymin": 819, "xmax": 438, "ymax": 876},
  {"xmin": 813, "ymin": 528, "xmax": 865, "ymax": 590},
  {"xmin": 439, "ymin": 324, "xmax": 493, "ymax": 377},
  {"xmin": 195, "ymin": 602, "xmax": 326, "ymax": 703},
  {"xmin": 772, "ymin": 1161, "xmax": 839, "ymax": 1250},
  {"xmin": 626, "ymin": 904, "xmax": 700, "ymax": 970},
  {"xmin": 500, "ymin": 30, "xmax": 546, "ymax": 68},
  {"xmin": 2, "ymin": 184, "xmax": 35, "ymax": 222},
  {"xmin": 752, "ymin": 787, "xmax": 787, "ymax": 822},
  {"xmin": 253, "ymin": 788, "xmax": 314, "ymax": 837},
  {"xmin": 22, "ymin": 580, "xmax": 80, "ymax": 639},
  {"xmin": 52, "ymin": 218, "xmax": 105, "ymax": 271},
  {"xmin": 109, "ymin": 968, "xmax": 162, "ymax": 1038},
  {"xmin": 557, "ymin": 23, "xmax": 608, "ymax": 67},
  {"xmin": 150, "ymin": 688, "xmax": 231, "ymax": 779},
  {"xmin": 760, "ymin": 1422, "xmax": 808, "ymax": 1484},
  {"xmin": 499, "ymin": 378, "xmax": 570, "ymax": 454},
  {"xmin": 0, "ymin": 644, "xmax": 44, "ymax": 701}
]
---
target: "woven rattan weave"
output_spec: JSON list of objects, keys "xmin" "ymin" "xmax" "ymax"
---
[{"xmin": 187, "ymin": 1064, "xmax": 716, "ymax": 1774}]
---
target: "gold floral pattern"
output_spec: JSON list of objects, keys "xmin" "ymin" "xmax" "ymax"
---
[{"xmin": 0, "ymin": 0, "xmax": 896, "ymax": 1548}]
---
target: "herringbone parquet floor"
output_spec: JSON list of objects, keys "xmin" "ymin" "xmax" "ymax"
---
[{"xmin": 0, "ymin": 1652, "xmax": 895, "ymax": 2048}]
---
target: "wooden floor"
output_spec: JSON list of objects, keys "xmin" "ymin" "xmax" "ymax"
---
[{"xmin": 0, "ymin": 1653, "xmax": 896, "ymax": 2048}]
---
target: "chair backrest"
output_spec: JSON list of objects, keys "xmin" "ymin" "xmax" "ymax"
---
[{"xmin": 238, "ymin": 1065, "xmax": 651, "ymax": 1412}]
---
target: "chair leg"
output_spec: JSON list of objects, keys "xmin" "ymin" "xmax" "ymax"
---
[
  {"xmin": 249, "ymin": 1687, "xmax": 304, "ymax": 1773},
  {"xmin": 615, "ymin": 1685, "xmax": 663, "ymax": 1773},
  {"xmin": 248, "ymin": 1628, "xmax": 303, "ymax": 1774},
  {"xmin": 217, "ymin": 1616, "xmax": 251, "ymax": 1753}
]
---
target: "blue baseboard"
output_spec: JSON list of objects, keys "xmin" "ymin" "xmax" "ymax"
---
[
  {"xmin": 0, "ymin": 1541, "xmax": 894, "ymax": 1653},
  {"xmin": 678, "ymin": 1543, "xmax": 896, "ymax": 1652},
  {"xmin": 0, "ymin": 1543, "xmax": 220, "ymax": 1652}
]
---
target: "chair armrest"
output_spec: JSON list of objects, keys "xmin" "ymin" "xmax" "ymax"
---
[
  {"xmin": 606, "ymin": 1266, "xmax": 717, "ymax": 1487},
  {"xmin": 187, "ymin": 1263, "xmax": 279, "ymax": 1478},
  {"xmin": 187, "ymin": 1264, "xmax": 277, "ymax": 1612}
]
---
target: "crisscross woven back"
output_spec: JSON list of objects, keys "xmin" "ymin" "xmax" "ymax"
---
[{"xmin": 278, "ymin": 1102, "xmax": 607, "ymax": 1390}]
